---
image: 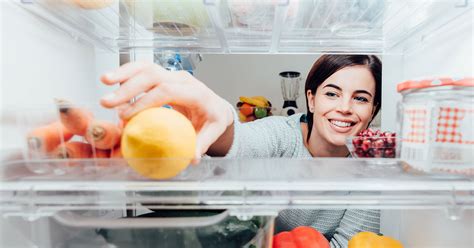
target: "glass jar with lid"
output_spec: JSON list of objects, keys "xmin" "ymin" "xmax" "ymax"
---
[{"xmin": 397, "ymin": 77, "xmax": 473, "ymax": 176}]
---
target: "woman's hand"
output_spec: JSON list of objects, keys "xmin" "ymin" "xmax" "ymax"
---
[{"xmin": 100, "ymin": 61, "xmax": 234, "ymax": 161}]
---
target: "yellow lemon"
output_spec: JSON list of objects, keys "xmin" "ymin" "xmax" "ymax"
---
[{"xmin": 121, "ymin": 107, "xmax": 196, "ymax": 179}]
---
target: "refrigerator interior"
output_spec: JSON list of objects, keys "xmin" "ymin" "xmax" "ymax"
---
[{"xmin": 1, "ymin": 0, "xmax": 473, "ymax": 247}]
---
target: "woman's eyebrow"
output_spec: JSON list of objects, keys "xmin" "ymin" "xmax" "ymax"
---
[
  {"xmin": 323, "ymin": 84, "xmax": 373, "ymax": 97},
  {"xmin": 322, "ymin": 84, "xmax": 342, "ymax": 91},
  {"xmin": 354, "ymin": 90, "xmax": 373, "ymax": 97}
]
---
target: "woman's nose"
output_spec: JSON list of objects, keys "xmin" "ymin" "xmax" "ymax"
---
[{"xmin": 337, "ymin": 97, "xmax": 353, "ymax": 114}]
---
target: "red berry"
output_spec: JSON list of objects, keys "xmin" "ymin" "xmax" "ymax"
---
[
  {"xmin": 374, "ymin": 149, "xmax": 384, "ymax": 158},
  {"xmin": 355, "ymin": 148, "xmax": 364, "ymax": 157},
  {"xmin": 383, "ymin": 131, "xmax": 393, "ymax": 137},
  {"xmin": 386, "ymin": 137, "xmax": 396, "ymax": 148},
  {"xmin": 362, "ymin": 140, "xmax": 371, "ymax": 151},
  {"xmin": 367, "ymin": 148, "xmax": 375, "ymax": 157},
  {"xmin": 353, "ymin": 137, "xmax": 363, "ymax": 146},
  {"xmin": 374, "ymin": 139, "xmax": 385, "ymax": 149},
  {"xmin": 384, "ymin": 149, "xmax": 395, "ymax": 158}
]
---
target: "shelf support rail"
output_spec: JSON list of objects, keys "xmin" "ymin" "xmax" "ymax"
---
[
  {"xmin": 204, "ymin": 0, "xmax": 229, "ymax": 53},
  {"xmin": 445, "ymin": 186, "xmax": 468, "ymax": 221},
  {"xmin": 270, "ymin": 0, "xmax": 290, "ymax": 53}
]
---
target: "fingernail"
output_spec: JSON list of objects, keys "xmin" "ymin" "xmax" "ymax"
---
[{"xmin": 104, "ymin": 72, "xmax": 115, "ymax": 80}]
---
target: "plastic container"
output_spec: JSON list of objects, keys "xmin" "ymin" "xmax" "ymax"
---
[
  {"xmin": 228, "ymin": 0, "xmax": 300, "ymax": 31},
  {"xmin": 397, "ymin": 77, "xmax": 474, "ymax": 175},
  {"xmin": 124, "ymin": 0, "xmax": 210, "ymax": 36},
  {"xmin": 15, "ymin": 101, "xmax": 122, "ymax": 175}
]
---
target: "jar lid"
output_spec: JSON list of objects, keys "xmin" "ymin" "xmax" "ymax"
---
[{"xmin": 397, "ymin": 77, "xmax": 474, "ymax": 92}]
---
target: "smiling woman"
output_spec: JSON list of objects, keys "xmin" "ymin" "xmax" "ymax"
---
[{"xmin": 304, "ymin": 55, "xmax": 382, "ymax": 157}]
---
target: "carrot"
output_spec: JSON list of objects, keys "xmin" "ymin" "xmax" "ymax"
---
[
  {"xmin": 94, "ymin": 149, "xmax": 110, "ymax": 159},
  {"xmin": 27, "ymin": 121, "xmax": 73, "ymax": 153},
  {"xmin": 93, "ymin": 148, "xmax": 112, "ymax": 166},
  {"xmin": 85, "ymin": 120, "xmax": 122, "ymax": 149},
  {"xmin": 56, "ymin": 99, "xmax": 93, "ymax": 136},
  {"xmin": 53, "ymin": 141, "xmax": 93, "ymax": 159},
  {"xmin": 110, "ymin": 145, "xmax": 123, "ymax": 158}
]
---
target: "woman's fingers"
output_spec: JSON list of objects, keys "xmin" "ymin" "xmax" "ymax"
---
[
  {"xmin": 101, "ymin": 61, "xmax": 157, "ymax": 85},
  {"xmin": 191, "ymin": 122, "xmax": 224, "ymax": 166},
  {"xmin": 118, "ymin": 87, "xmax": 171, "ymax": 120},
  {"xmin": 195, "ymin": 121, "xmax": 227, "ymax": 158},
  {"xmin": 101, "ymin": 70, "xmax": 158, "ymax": 108}
]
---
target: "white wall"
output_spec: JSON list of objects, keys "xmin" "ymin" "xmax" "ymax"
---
[
  {"xmin": 381, "ymin": 8, "xmax": 473, "ymax": 248},
  {"xmin": 194, "ymin": 54, "xmax": 320, "ymax": 115},
  {"xmin": 0, "ymin": 2, "xmax": 118, "ymax": 151}
]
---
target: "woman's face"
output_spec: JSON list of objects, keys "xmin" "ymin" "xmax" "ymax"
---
[{"xmin": 307, "ymin": 65, "xmax": 376, "ymax": 146}]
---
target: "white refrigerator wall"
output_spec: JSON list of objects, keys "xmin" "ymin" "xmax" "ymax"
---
[
  {"xmin": 0, "ymin": 3, "xmax": 117, "ymax": 246},
  {"xmin": 0, "ymin": 2, "xmax": 118, "ymax": 152}
]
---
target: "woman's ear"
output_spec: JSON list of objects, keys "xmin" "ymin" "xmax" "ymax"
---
[{"xmin": 307, "ymin": 90, "xmax": 315, "ymax": 113}]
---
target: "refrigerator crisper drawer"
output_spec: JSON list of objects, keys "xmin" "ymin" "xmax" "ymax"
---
[{"xmin": 2, "ymin": 209, "xmax": 274, "ymax": 248}]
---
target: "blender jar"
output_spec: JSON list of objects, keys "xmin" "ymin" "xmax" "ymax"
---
[{"xmin": 279, "ymin": 71, "xmax": 301, "ymax": 116}]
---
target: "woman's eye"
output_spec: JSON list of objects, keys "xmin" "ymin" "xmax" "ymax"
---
[
  {"xmin": 325, "ymin": 92, "xmax": 337, "ymax": 97},
  {"xmin": 354, "ymin": 96, "xmax": 369, "ymax": 102}
]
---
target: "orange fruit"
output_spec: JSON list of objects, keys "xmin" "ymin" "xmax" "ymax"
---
[{"xmin": 239, "ymin": 103, "xmax": 254, "ymax": 116}]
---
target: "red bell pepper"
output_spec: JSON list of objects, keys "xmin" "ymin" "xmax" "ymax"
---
[{"xmin": 273, "ymin": 226, "xmax": 330, "ymax": 248}]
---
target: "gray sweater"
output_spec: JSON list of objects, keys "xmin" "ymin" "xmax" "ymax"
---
[{"xmin": 225, "ymin": 113, "xmax": 380, "ymax": 248}]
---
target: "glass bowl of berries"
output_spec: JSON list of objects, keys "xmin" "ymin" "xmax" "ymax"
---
[{"xmin": 346, "ymin": 128, "xmax": 399, "ymax": 159}]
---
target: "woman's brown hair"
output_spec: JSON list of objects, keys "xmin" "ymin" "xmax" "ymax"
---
[{"xmin": 305, "ymin": 55, "xmax": 382, "ymax": 140}]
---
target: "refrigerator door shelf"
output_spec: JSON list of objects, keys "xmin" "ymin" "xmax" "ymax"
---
[{"xmin": 13, "ymin": 0, "xmax": 473, "ymax": 54}]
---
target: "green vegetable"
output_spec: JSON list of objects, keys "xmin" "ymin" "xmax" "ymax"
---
[
  {"xmin": 254, "ymin": 107, "xmax": 268, "ymax": 119},
  {"xmin": 96, "ymin": 210, "xmax": 265, "ymax": 248}
]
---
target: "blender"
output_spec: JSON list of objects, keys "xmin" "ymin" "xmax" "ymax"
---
[{"xmin": 279, "ymin": 71, "xmax": 301, "ymax": 116}]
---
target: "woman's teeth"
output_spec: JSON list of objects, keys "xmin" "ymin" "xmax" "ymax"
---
[{"xmin": 330, "ymin": 120, "xmax": 353, "ymax": 127}]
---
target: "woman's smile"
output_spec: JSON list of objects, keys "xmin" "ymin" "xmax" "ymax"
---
[{"xmin": 327, "ymin": 118, "xmax": 356, "ymax": 133}]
